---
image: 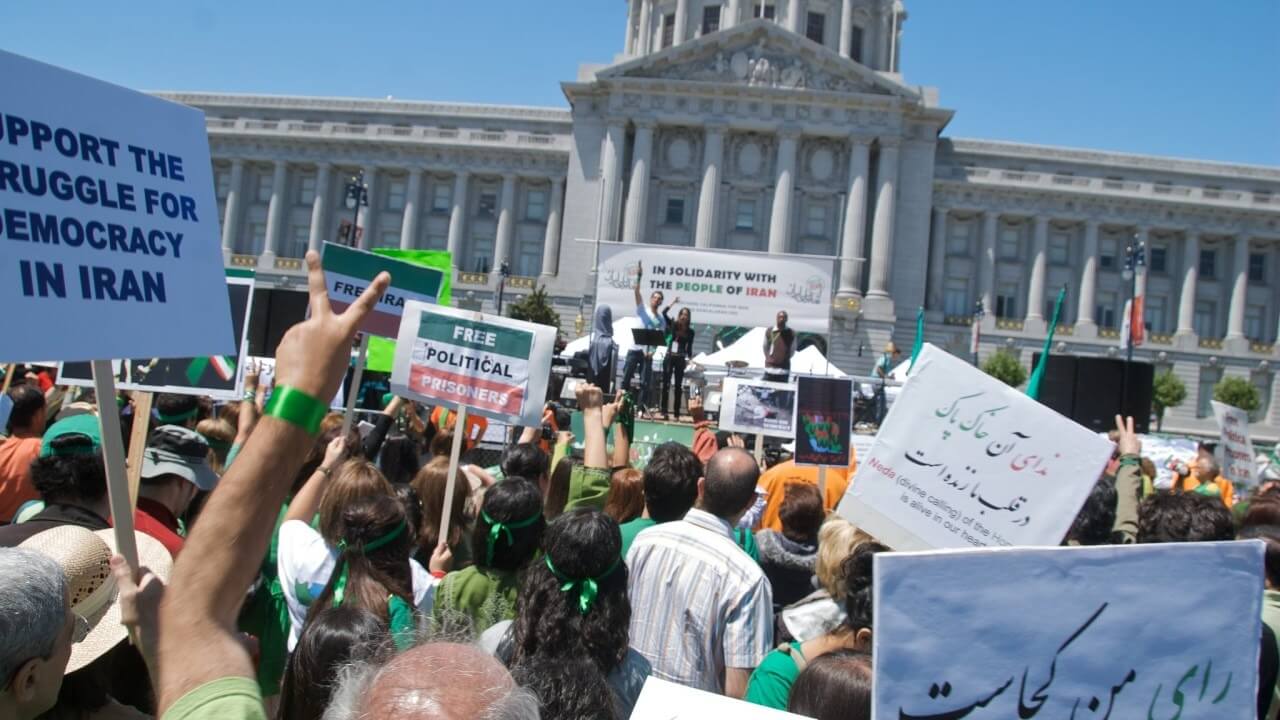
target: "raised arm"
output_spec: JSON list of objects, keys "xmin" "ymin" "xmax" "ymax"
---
[
  {"xmin": 633, "ymin": 261, "xmax": 643, "ymax": 307},
  {"xmin": 156, "ymin": 252, "xmax": 389, "ymax": 714}
]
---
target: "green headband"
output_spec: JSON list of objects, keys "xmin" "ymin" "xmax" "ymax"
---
[
  {"xmin": 332, "ymin": 520, "xmax": 408, "ymax": 606},
  {"xmin": 388, "ymin": 595, "xmax": 416, "ymax": 652},
  {"xmin": 155, "ymin": 406, "xmax": 198, "ymax": 424},
  {"xmin": 481, "ymin": 509, "xmax": 542, "ymax": 566},
  {"xmin": 544, "ymin": 555, "xmax": 621, "ymax": 615},
  {"xmin": 201, "ymin": 436, "xmax": 232, "ymax": 452}
]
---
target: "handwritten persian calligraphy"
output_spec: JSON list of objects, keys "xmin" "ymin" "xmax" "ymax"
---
[
  {"xmin": 875, "ymin": 542, "xmax": 1263, "ymax": 720},
  {"xmin": 837, "ymin": 344, "xmax": 1113, "ymax": 551}
]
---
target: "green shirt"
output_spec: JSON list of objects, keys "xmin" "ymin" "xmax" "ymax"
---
[
  {"xmin": 745, "ymin": 642, "xmax": 805, "ymax": 710},
  {"xmin": 619, "ymin": 517, "xmax": 658, "ymax": 559},
  {"xmin": 565, "ymin": 465, "xmax": 611, "ymax": 513},
  {"xmin": 162, "ymin": 676, "xmax": 266, "ymax": 720},
  {"xmin": 431, "ymin": 565, "xmax": 519, "ymax": 635}
]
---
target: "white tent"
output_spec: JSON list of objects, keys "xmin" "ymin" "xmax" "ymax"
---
[
  {"xmin": 690, "ymin": 327, "xmax": 845, "ymax": 377},
  {"xmin": 559, "ymin": 316, "xmax": 647, "ymax": 359}
]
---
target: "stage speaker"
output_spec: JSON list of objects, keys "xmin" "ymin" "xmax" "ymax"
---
[
  {"xmin": 1031, "ymin": 355, "xmax": 1077, "ymax": 422},
  {"xmin": 248, "ymin": 288, "xmax": 309, "ymax": 357},
  {"xmin": 1031, "ymin": 354, "xmax": 1154, "ymax": 434}
]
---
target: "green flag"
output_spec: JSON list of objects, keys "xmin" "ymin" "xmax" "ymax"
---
[
  {"xmin": 907, "ymin": 306, "xmax": 925, "ymax": 374},
  {"xmin": 1026, "ymin": 286, "xmax": 1067, "ymax": 401},
  {"xmin": 365, "ymin": 249, "xmax": 453, "ymax": 373}
]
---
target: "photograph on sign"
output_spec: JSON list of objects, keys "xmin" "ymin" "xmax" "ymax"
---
[
  {"xmin": 837, "ymin": 344, "xmax": 1113, "ymax": 551},
  {"xmin": 719, "ymin": 377, "xmax": 797, "ymax": 439},
  {"xmin": 390, "ymin": 302, "xmax": 556, "ymax": 426},
  {"xmin": 1212, "ymin": 400, "xmax": 1258, "ymax": 488},
  {"xmin": 793, "ymin": 376, "xmax": 853, "ymax": 467},
  {"xmin": 58, "ymin": 277, "xmax": 254, "ymax": 400},
  {"xmin": 246, "ymin": 356, "xmax": 346, "ymax": 410},
  {"xmin": 594, "ymin": 243, "xmax": 833, "ymax": 334},
  {"xmin": 875, "ymin": 541, "xmax": 1263, "ymax": 720},
  {"xmin": 322, "ymin": 243, "xmax": 449, "ymax": 339},
  {"xmin": 0, "ymin": 50, "xmax": 234, "ymax": 363}
]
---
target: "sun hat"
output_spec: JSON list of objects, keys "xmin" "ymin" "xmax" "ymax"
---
[
  {"xmin": 39, "ymin": 414, "xmax": 102, "ymax": 458},
  {"xmin": 19, "ymin": 525, "xmax": 173, "ymax": 674},
  {"xmin": 141, "ymin": 425, "xmax": 219, "ymax": 492}
]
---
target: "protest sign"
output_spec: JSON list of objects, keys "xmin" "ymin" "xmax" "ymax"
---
[
  {"xmin": 837, "ymin": 344, "xmax": 1112, "ymax": 551},
  {"xmin": 631, "ymin": 677, "xmax": 808, "ymax": 719},
  {"xmin": 391, "ymin": 302, "xmax": 556, "ymax": 427},
  {"xmin": 365, "ymin": 248, "xmax": 453, "ymax": 373},
  {"xmin": 794, "ymin": 376, "xmax": 853, "ymax": 466},
  {"xmin": 0, "ymin": 50, "xmax": 233, "ymax": 363},
  {"xmin": 595, "ymin": 243, "xmax": 832, "ymax": 333},
  {"xmin": 875, "ymin": 541, "xmax": 1263, "ymax": 720},
  {"xmin": 719, "ymin": 377, "xmax": 797, "ymax": 439},
  {"xmin": 58, "ymin": 276, "xmax": 255, "ymax": 400},
  {"xmin": 322, "ymin": 243, "xmax": 448, "ymax": 339},
  {"xmin": 1212, "ymin": 400, "xmax": 1258, "ymax": 488}
]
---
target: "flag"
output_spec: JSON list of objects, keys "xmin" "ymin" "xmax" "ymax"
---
[
  {"xmin": 1120, "ymin": 299, "xmax": 1132, "ymax": 349},
  {"xmin": 209, "ymin": 355, "xmax": 237, "ymax": 381},
  {"xmin": 1131, "ymin": 295, "xmax": 1145, "ymax": 346},
  {"xmin": 907, "ymin": 307, "xmax": 925, "ymax": 374},
  {"xmin": 1026, "ymin": 286, "xmax": 1067, "ymax": 401}
]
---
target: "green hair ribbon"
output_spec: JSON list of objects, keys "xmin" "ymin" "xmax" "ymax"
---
[
  {"xmin": 544, "ymin": 555, "xmax": 621, "ymax": 615},
  {"xmin": 481, "ymin": 509, "xmax": 542, "ymax": 566},
  {"xmin": 387, "ymin": 595, "xmax": 417, "ymax": 652},
  {"xmin": 619, "ymin": 392, "xmax": 635, "ymax": 443},
  {"xmin": 332, "ymin": 520, "xmax": 407, "ymax": 606}
]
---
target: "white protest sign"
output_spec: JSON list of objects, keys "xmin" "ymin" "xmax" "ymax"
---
[
  {"xmin": 595, "ymin": 243, "xmax": 833, "ymax": 333},
  {"xmin": 390, "ymin": 302, "xmax": 556, "ymax": 426},
  {"xmin": 0, "ymin": 50, "xmax": 233, "ymax": 362},
  {"xmin": 719, "ymin": 377, "xmax": 798, "ymax": 439},
  {"xmin": 837, "ymin": 344, "xmax": 1113, "ymax": 551},
  {"xmin": 1212, "ymin": 400, "xmax": 1258, "ymax": 488},
  {"xmin": 631, "ymin": 677, "xmax": 808, "ymax": 719},
  {"xmin": 875, "ymin": 541, "xmax": 1263, "ymax": 720}
]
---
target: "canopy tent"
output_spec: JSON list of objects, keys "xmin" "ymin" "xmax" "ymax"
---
[
  {"xmin": 559, "ymin": 316, "xmax": 646, "ymax": 359},
  {"xmin": 689, "ymin": 327, "xmax": 845, "ymax": 377}
]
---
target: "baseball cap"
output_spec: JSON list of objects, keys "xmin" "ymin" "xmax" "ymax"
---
[
  {"xmin": 141, "ymin": 425, "xmax": 219, "ymax": 491},
  {"xmin": 39, "ymin": 413, "xmax": 102, "ymax": 458}
]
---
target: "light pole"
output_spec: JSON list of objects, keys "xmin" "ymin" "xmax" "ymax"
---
[
  {"xmin": 495, "ymin": 261, "xmax": 511, "ymax": 315},
  {"xmin": 1122, "ymin": 235, "xmax": 1146, "ymax": 364},
  {"xmin": 343, "ymin": 172, "xmax": 369, "ymax": 247},
  {"xmin": 971, "ymin": 299, "xmax": 985, "ymax": 366}
]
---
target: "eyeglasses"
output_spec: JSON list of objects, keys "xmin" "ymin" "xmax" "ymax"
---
[{"xmin": 71, "ymin": 613, "xmax": 90, "ymax": 645}]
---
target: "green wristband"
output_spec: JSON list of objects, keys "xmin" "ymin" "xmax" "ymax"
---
[{"xmin": 264, "ymin": 386, "xmax": 327, "ymax": 435}]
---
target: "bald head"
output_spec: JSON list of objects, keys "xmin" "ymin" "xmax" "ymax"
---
[
  {"xmin": 359, "ymin": 643, "xmax": 538, "ymax": 719},
  {"xmin": 700, "ymin": 447, "xmax": 761, "ymax": 521}
]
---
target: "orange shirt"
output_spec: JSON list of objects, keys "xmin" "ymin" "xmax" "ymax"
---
[
  {"xmin": 757, "ymin": 454, "xmax": 857, "ymax": 532},
  {"xmin": 0, "ymin": 436, "xmax": 42, "ymax": 522},
  {"xmin": 1177, "ymin": 473, "xmax": 1235, "ymax": 508}
]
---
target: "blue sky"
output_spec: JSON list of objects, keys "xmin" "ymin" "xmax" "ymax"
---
[{"xmin": 7, "ymin": 1, "xmax": 1277, "ymax": 166}]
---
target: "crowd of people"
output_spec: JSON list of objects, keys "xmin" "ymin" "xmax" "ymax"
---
[{"xmin": 1, "ymin": 251, "xmax": 1279, "ymax": 720}]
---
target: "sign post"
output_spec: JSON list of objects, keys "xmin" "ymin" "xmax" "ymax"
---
[
  {"xmin": 125, "ymin": 391, "xmax": 153, "ymax": 510},
  {"xmin": 341, "ymin": 335, "xmax": 370, "ymax": 438},
  {"xmin": 1212, "ymin": 400, "xmax": 1258, "ymax": 488},
  {"xmin": 90, "ymin": 362, "xmax": 138, "ymax": 570}
]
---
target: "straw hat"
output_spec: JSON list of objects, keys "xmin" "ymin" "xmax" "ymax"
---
[{"xmin": 19, "ymin": 525, "xmax": 173, "ymax": 674}]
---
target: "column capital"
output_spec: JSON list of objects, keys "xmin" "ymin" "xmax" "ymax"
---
[
  {"xmin": 1033, "ymin": 213, "xmax": 1050, "ymax": 227},
  {"xmin": 778, "ymin": 126, "xmax": 803, "ymax": 141},
  {"xmin": 876, "ymin": 136, "xmax": 902, "ymax": 149},
  {"xmin": 312, "ymin": 161, "xmax": 331, "ymax": 172},
  {"xmin": 705, "ymin": 122, "xmax": 729, "ymax": 136},
  {"xmin": 633, "ymin": 117, "xmax": 658, "ymax": 130},
  {"xmin": 849, "ymin": 133, "xmax": 875, "ymax": 146},
  {"xmin": 228, "ymin": 157, "xmax": 245, "ymax": 169},
  {"xmin": 604, "ymin": 115, "xmax": 629, "ymax": 129}
]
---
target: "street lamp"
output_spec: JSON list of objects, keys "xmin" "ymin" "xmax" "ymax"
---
[
  {"xmin": 971, "ymin": 299, "xmax": 985, "ymax": 366},
  {"xmin": 1122, "ymin": 236, "xmax": 1146, "ymax": 364},
  {"xmin": 343, "ymin": 172, "xmax": 369, "ymax": 247},
  {"xmin": 495, "ymin": 261, "xmax": 512, "ymax": 315}
]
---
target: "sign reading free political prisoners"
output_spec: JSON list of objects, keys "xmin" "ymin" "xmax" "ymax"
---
[
  {"xmin": 595, "ymin": 243, "xmax": 833, "ymax": 333},
  {"xmin": 876, "ymin": 542, "xmax": 1263, "ymax": 720},
  {"xmin": 322, "ymin": 243, "xmax": 448, "ymax": 338},
  {"xmin": 837, "ymin": 344, "xmax": 1113, "ymax": 551},
  {"xmin": 391, "ymin": 302, "xmax": 556, "ymax": 426},
  {"xmin": 0, "ymin": 50, "xmax": 234, "ymax": 362}
]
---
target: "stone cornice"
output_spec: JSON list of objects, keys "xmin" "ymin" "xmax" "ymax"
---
[
  {"xmin": 207, "ymin": 137, "xmax": 569, "ymax": 178},
  {"xmin": 946, "ymin": 138, "xmax": 1280, "ymax": 183},
  {"xmin": 154, "ymin": 91, "xmax": 572, "ymax": 125}
]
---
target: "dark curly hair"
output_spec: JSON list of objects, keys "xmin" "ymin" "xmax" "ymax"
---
[
  {"xmin": 472, "ymin": 477, "xmax": 545, "ymax": 572},
  {"xmin": 511, "ymin": 655, "xmax": 618, "ymax": 720},
  {"xmin": 511, "ymin": 509, "xmax": 630, "ymax": 675},
  {"xmin": 30, "ymin": 450, "xmax": 106, "ymax": 505},
  {"xmin": 841, "ymin": 541, "xmax": 887, "ymax": 632},
  {"xmin": 278, "ymin": 606, "xmax": 389, "ymax": 720},
  {"xmin": 1066, "ymin": 474, "xmax": 1118, "ymax": 546},
  {"xmin": 1138, "ymin": 492, "xmax": 1234, "ymax": 544}
]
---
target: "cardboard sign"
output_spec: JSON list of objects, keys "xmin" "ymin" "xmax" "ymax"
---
[
  {"xmin": 595, "ymin": 243, "xmax": 833, "ymax": 333},
  {"xmin": 322, "ymin": 243, "xmax": 448, "ymax": 338},
  {"xmin": 364, "ymin": 248, "xmax": 453, "ymax": 373},
  {"xmin": 719, "ymin": 377, "xmax": 798, "ymax": 439},
  {"xmin": 631, "ymin": 677, "xmax": 808, "ymax": 719},
  {"xmin": 875, "ymin": 542, "xmax": 1263, "ymax": 720},
  {"xmin": 837, "ymin": 344, "xmax": 1113, "ymax": 551},
  {"xmin": 794, "ymin": 376, "xmax": 853, "ymax": 467},
  {"xmin": 1212, "ymin": 400, "xmax": 1258, "ymax": 488},
  {"xmin": 58, "ymin": 276, "xmax": 254, "ymax": 400},
  {"xmin": 391, "ymin": 302, "xmax": 555, "ymax": 426},
  {"xmin": 0, "ymin": 50, "xmax": 233, "ymax": 362}
]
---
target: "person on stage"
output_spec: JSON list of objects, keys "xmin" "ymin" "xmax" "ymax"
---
[
  {"xmin": 763, "ymin": 311, "xmax": 796, "ymax": 382},
  {"xmin": 620, "ymin": 262, "xmax": 669, "ymax": 407},
  {"xmin": 660, "ymin": 303, "xmax": 695, "ymax": 420}
]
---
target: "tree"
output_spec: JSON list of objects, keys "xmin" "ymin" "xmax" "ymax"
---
[
  {"xmin": 1214, "ymin": 376, "xmax": 1260, "ymax": 413},
  {"xmin": 506, "ymin": 285, "xmax": 561, "ymax": 332},
  {"xmin": 981, "ymin": 349, "xmax": 1027, "ymax": 388},
  {"xmin": 1152, "ymin": 369, "xmax": 1186, "ymax": 432}
]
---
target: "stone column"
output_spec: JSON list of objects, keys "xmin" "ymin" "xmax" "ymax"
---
[
  {"xmin": 400, "ymin": 168, "xmax": 423, "ymax": 250},
  {"xmin": 1025, "ymin": 214, "xmax": 1049, "ymax": 325},
  {"xmin": 866, "ymin": 139, "xmax": 899, "ymax": 300},
  {"xmin": 837, "ymin": 136, "xmax": 871, "ymax": 299},
  {"xmin": 494, "ymin": 174, "xmax": 518, "ymax": 272},
  {"xmin": 624, "ymin": 0, "xmax": 638, "ymax": 55},
  {"xmin": 622, "ymin": 121, "xmax": 655, "ymax": 245},
  {"xmin": 307, "ymin": 163, "xmax": 331, "ymax": 254},
  {"xmin": 694, "ymin": 124, "xmax": 725, "ymax": 249},
  {"xmin": 878, "ymin": 8, "xmax": 892, "ymax": 70},
  {"xmin": 787, "ymin": 0, "xmax": 806, "ymax": 34},
  {"xmin": 541, "ymin": 178, "xmax": 564, "ymax": 279},
  {"xmin": 1227, "ymin": 235, "xmax": 1249, "ymax": 340},
  {"xmin": 839, "ymin": 0, "xmax": 855, "ymax": 57},
  {"xmin": 357, "ymin": 165, "xmax": 377, "ymax": 250},
  {"xmin": 638, "ymin": 0, "xmax": 653, "ymax": 54},
  {"xmin": 674, "ymin": 0, "xmax": 689, "ymax": 44},
  {"xmin": 1175, "ymin": 232, "xmax": 1201, "ymax": 337},
  {"xmin": 768, "ymin": 129, "xmax": 800, "ymax": 254},
  {"xmin": 220, "ymin": 159, "xmax": 244, "ymax": 256},
  {"xmin": 447, "ymin": 171, "xmax": 469, "ymax": 268},
  {"xmin": 1076, "ymin": 219, "xmax": 1099, "ymax": 334},
  {"xmin": 260, "ymin": 160, "xmax": 288, "ymax": 259},
  {"xmin": 725, "ymin": 0, "xmax": 742, "ymax": 29},
  {"xmin": 978, "ymin": 210, "xmax": 998, "ymax": 316},
  {"xmin": 599, "ymin": 121, "xmax": 626, "ymax": 245},
  {"xmin": 926, "ymin": 206, "xmax": 947, "ymax": 311}
]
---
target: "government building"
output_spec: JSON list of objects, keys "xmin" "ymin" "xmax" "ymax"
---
[{"xmin": 159, "ymin": 0, "xmax": 1280, "ymax": 441}]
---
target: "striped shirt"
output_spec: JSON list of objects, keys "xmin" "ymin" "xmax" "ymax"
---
[{"xmin": 626, "ymin": 508, "xmax": 774, "ymax": 693}]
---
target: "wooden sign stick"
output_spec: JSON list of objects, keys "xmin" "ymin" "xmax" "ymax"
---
[
  {"xmin": 90, "ymin": 360, "xmax": 139, "ymax": 572},
  {"xmin": 126, "ymin": 391, "xmax": 153, "ymax": 512},
  {"xmin": 341, "ymin": 334, "xmax": 371, "ymax": 438},
  {"xmin": 438, "ymin": 405, "xmax": 468, "ymax": 546}
]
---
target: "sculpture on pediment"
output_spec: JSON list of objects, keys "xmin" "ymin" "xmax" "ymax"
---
[{"xmin": 749, "ymin": 55, "xmax": 774, "ymax": 87}]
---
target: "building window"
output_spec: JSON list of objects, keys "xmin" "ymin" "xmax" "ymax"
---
[
  {"xmin": 1197, "ymin": 367, "xmax": 1222, "ymax": 418},
  {"xmin": 946, "ymin": 222, "xmax": 970, "ymax": 255},
  {"xmin": 1249, "ymin": 252, "xmax": 1266, "ymax": 283},
  {"xmin": 849, "ymin": 25, "xmax": 864, "ymax": 62},
  {"xmin": 255, "ymin": 172, "xmax": 273, "ymax": 203},
  {"xmin": 805, "ymin": 204, "xmax": 826, "ymax": 236},
  {"xmin": 477, "ymin": 191, "xmax": 497, "ymax": 218},
  {"xmin": 215, "ymin": 170, "xmax": 231, "ymax": 201},
  {"xmin": 1246, "ymin": 304, "xmax": 1267, "ymax": 341},
  {"xmin": 943, "ymin": 279, "xmax": 969, "ymax": 317},
  {"xmin": 1145, "ymin": 296, "xmax": 1167, "ymax": 334},
  {"xmin": 377, "ymin": 230, "xmax": 399, "ymax": 249},
  {"xmin": 1048, "ymin": 232, "xmax": 1070, "ymax": 265},
  {"xmin": 387, "ymin": 179, "xmax": 407, "ymax": 211},
  {"xmin": 995, "ymin": 283, "xmax": 1018, "ymax": 319},
  {"xmin": 287, "ymin": 226, "xmax": 310, "ymax": 258},
  {"xmin": 1095, "ymin": 291, "xmax": 1117, "ymax": 328},
  {"xmin": 753, "ymin": 2, "xmax": 776, "ymax": 20},
  {"xmin": 1252, "ymin": 371, "xmax": 1274, "ymax": 423},
  {"xmin": 516, "ymin": 240, "xmax": 542, "ymax": 277},
  {"xmin": 426, "ymin": 232, "xmax": 447, "ymax": 250},
  {"xmin": 1148, "ymin": 245, "xmax": 1167, "ymax": 274},
  {"xmin": 998, "ymin": 227, "xmax": 1020, "ymax": 260},
  {"xmin": 526, "ymin": 189, "xmax": 548, "ymax": 222},
  {"xmin": 701, "ymin": 6, "xmax": 721, "ymax": 35},
  {"xmin": 735, "ymin": 199, "xmax": 756, "ymax": 230},
  {"xmin": 1194, "ymin": 300, "xmax": 1216, "ymax": 338},
  {"xmin": 431, "ymin": 183, "xmax": 451, "ymax": 213},
  {"xmin": 1198, "ymin": 248, "xmax": 1216, "ymax": 278},
  {"xmin": 248, "ymin": 223, "xmax": 267, "ymax": 254},
  {"xmin": 296, "ymin": 175, "xmax": 316, "ymax": 206},
  {"xmin": 805, "ymin": 12, "xmax": 826, "ymax": 44},
  {"xmin": 469, "ymin": 236, "xmax": 494, "ymax": 274},
  {"xmin": 665, "ymin": 197, "xmax": 686, "ymax": 226},
  {"xmin": 661, "ymin": 13, "xmax": 675, "ymax": 47},
  {"xmin": 1099, "ymin": 237, "xmax": 1118, "ymax": 270}
]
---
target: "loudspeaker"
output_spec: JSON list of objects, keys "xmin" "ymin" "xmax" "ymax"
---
[
  {"xmin": 1032, "ymin": 355, "xmax": 1077, "ymax": 422},
  {"xmin": 1031, "ymin": 354, "xmax": 1154, "ymax": 434},
  {"xmin": 248, "ymin": 288, "xmax": 309, "ymax": 357}
]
